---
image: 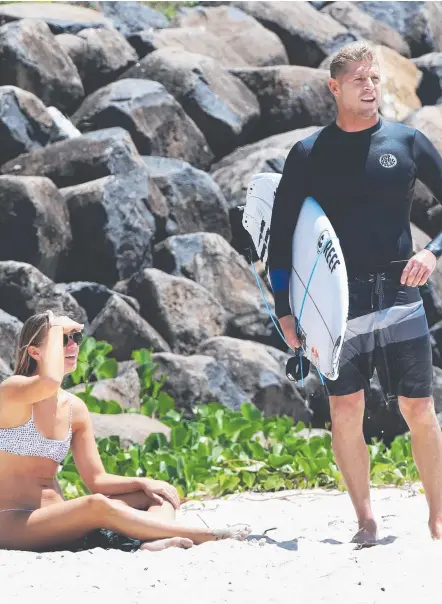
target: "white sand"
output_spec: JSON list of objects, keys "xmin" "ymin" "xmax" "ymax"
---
[{"xmin": 1, "ymin": 486, "xmax": 442, "ymax": 603}]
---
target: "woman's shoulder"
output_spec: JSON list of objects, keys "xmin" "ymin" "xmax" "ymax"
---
[{"xmin": 63, "ymin": 390, "xmax": 90, "ymax": 420}]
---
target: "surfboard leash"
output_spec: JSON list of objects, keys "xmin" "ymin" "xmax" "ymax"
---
[
  {"xmin": 249, "ymin": 257, "xmax": 325, "ymax": 388},
  {"xmin": 248, "ymin": 233, "xmax": 338, "ymax": 387}
]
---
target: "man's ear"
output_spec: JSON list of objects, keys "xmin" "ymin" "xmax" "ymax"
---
[{"xmin": 328, "ymin": 77, "xmax": 339, "ymax": 98}]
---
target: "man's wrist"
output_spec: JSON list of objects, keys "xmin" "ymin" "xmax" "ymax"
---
[
  {"xmin": 274, "ymin": 291, "xmax": 291, "ymax": 319},
  {"xmin": 424, "ymin": 246, "xmax": 438, "ymax": 260},
  {"xmin": 425, "ymin": 233, "xmax": 442, "ymax": 259}
]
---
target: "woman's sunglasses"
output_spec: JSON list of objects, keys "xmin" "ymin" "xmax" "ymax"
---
[{"xmin": 63, "ymin": 332, "xmax": 83, "ymax": 347}]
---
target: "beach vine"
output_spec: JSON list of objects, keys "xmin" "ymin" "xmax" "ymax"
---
[{"xmin": 59, "ymin": 338, "xmax": 421, "ymax": 500}]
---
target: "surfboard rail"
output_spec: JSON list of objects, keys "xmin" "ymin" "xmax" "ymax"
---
[{"xmin": 242, "ymin": 172, "xmax": 349, "ymax": 381}]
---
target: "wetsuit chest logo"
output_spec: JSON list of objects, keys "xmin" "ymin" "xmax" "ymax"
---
[{"xmin": 379, "ymin": 153, "xmax": 397, "ymax": 168}]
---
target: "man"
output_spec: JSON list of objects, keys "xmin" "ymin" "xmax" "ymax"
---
[{"xmin": 268, "ymin": 40, "xmax": 442, "ymax": 544}]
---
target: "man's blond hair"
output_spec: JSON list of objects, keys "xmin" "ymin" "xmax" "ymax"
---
[{"xmin": 330, "ymin": 41, "xmax": 378, "ymax": 79}]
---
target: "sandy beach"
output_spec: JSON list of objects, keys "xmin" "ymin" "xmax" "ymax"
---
[{"xmin": 1, "ymin": 486, "xmax": 441, "ymax": 603}]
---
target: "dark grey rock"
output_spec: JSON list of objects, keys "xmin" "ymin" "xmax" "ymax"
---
[
  {"xmin": 0, "ymin": 19, "xmax": 84, "ymax": 113},
  {"xmin": 356, "ymin": 1, "xmax": 442, "ymax": 58},
  {"xmin": 230, "ymin": 66, "xmax": 335, "ymax": 138},
  {"xmin": 72, "ymin": 79, "xmax": 213, "ymax": 170},
  {"xmin": 59, "ymin": 169, "xmax": 155, "ymax": 286},
  {"xmin": 0, "ymin": 261, "xmax": 87, "ymax": 324},
  {"xmin": 0, "ymin": 176, "xmax": 71, "ymax": 281},
  {"xmin": 0, "ymin": 86, "xmax": 73, "ymax": 167},
  {"xmin": 57, "ymin": 27, "xmax": 137, "ymax": 95},
  {"xmin": 143, "ymin": 156, "xmax": 231, "ymax": 243},
  {"xmin": 231, "ymin": 0, "xmax": 357, "ymax": 67},
  {"xmin": 1, "ymin": 127, "xmax": 144, "ymax": 188},
  {"xmin": 99, "ymin": 1, "xmax": 168, "ymax": 38},
  {"xmin": 0, "ymin": 1, "xmax": 114, "ymax": 34},
  {"xmin": 119, "ymin": 268, "xmax": 227, "ymax": 355},
  {"xmin": 171, "ymin": 5, "xmax": 289, "ymax": 67},
  {"xmin": 89, "ymin": 294, "xmax": 170, "ymax": 361},
  {"xmin": 58, "ymin": 281, "xmax": 140, "ymax": 322},
  {"xmin": 121, "ymin": 48, "xmax": 260, "ymax": 159}
]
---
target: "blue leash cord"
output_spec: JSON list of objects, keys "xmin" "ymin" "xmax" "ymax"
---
[{"xmin": 249, "ymin": 241, "xmax": 331, "ymax": 387}]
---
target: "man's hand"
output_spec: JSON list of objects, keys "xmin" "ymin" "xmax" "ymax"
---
[
  {"xmin": 279, "ymin": 314, "xmax": 301, "ymax": 350},
  {"xmin": 139, "ymin": 478, "xmax": 181, "ymax": 509},
  {"xmin": 400, "ymin": 249, "xmax": 437, "ymax": 287}
]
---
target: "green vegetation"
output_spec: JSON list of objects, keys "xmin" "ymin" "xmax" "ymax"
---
[
  {"xmin": 58, "ymin": 337, "xmax": 421, "ymax": 500},
  {"xmin": 144, "ymin": 1, "xmax": 200, "ymax": 19}
]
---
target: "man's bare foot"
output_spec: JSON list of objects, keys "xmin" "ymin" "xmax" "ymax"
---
[
  {"xmin": 429, "ymin": 520, "xmax": 442, "ymax": 540},
  {"xmin": 140, "ymin": 537, "xmax": 194, "ymax": 552},
  {"xmin": 350, "ymin": 519, "xmax": 378, "ymax": 547},
  {"xmin": 211, "ymin": 524, "xmax": 252, "ymax": 541}
]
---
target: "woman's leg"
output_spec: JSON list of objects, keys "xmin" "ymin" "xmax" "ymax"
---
[
  {"xmin": 0, "ymin": 494, "xmax": 251, "ymax": 551},
  {"xmin": 109, "ymin": 494, "xmax": 190, "ymax": 551}
]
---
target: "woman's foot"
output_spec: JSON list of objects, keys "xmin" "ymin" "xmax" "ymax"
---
[
  {"xmin": 140, "ymin": 537, "xmax": 194, "ymax": 552},
  {"xmin": 211, "ymin": 524, "xmax": 252, "ymax": 542}
]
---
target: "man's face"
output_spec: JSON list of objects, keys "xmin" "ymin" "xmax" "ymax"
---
[{"xmin": 329, "ymin": 59, "xmax": 382, "ymax": 118}]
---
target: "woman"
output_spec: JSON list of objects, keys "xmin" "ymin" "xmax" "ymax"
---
[{"xmin": 0, "ymin": 310, "xmax": 251, "ymax": 553}]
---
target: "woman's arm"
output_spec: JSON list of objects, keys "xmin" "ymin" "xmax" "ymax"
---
[
  {"xmin": 0, "ymin": 325, "xmax": 65, "ymax": 404},
  {"xmin": 0, "ymin": 314, "xmax": 83, "ymax": 405},
  {"xmin": 70, "ymin": 394, "xmax": 142, "ymax": 495},
  {"xmin": 70, "ymin": 393, "xmax": 181, "ymax": 508}
]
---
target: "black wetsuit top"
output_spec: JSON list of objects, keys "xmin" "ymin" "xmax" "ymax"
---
[{"xmin": 268, "ymin": 118, "xmax": 442, "ymax": 319}]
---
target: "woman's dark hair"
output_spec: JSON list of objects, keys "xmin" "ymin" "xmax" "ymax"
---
[{"xmin": 13, "ymin": 312, "xmax": 51, "ymax": 377}]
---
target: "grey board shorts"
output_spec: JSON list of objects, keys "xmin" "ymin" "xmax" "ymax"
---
[{"xmin": 324, "ymin": 270, "xmax": 433, "ymax": 400}]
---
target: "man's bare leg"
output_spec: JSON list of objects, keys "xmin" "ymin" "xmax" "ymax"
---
[
  {"xmin": 399, "ymin": 396, "xmax": 442, "ymax": 539},
  {"xmin": 329, "ymin": 390, "xmax": 378, "ymax": 544}
]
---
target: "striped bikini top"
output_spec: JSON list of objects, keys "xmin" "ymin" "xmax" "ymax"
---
[{"xmin": 0, "ymin": 401, "xmax": 73, "ymax": 464}]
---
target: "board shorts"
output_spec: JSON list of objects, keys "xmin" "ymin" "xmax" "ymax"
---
[
  {"xmin": 40, "ymin": 529, "xmax": 142, "ymax": 553},
  {"xmin": 324, "ymin": 269, "xmax": 433, "ymax": 400}
]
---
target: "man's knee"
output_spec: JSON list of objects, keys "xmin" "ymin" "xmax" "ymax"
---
[
  {"xmin": 329, "ymin": 390, "xmax": 365, "ymax": 426},
  {"xmin": 398, "ymin": 396, "xmax": 436, "ymax": 427}
]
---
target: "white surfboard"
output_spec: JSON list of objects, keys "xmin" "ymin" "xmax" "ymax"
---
[{"xmin": 242, "ymin": 172, "xmax": 349, "ymax": 380}]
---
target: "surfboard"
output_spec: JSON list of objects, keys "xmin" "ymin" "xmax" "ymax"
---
[{"xmin": 242, "ymin": 172, "xmax": 349, "ymax": 380}]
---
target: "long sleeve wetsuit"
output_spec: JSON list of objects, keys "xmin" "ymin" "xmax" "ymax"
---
[{"xmin": 268, "ymin": 118, "xmax": 442, "ymax": 319}]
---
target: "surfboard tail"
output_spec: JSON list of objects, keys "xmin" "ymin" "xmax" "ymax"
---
[{"xmin": 241, "ymin": 173, "xmax": 282, "ymax": 271}]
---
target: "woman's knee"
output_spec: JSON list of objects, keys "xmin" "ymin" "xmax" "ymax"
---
[
  {"xmin": 148, "ymin": 500, "xmax": 176, "ymax": 520},
  {"xmin": 85, "ymin": 493, "xmax": 113, "ymax": 516}
]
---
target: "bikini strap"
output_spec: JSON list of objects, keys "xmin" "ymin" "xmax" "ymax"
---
[{"xmin": 69, "ymin": 398, "xmax": 73, "ymax": 431}]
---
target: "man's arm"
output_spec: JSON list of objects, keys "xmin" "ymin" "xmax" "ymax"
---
[
  {"xmin": 401, "ymin": 129, "xmax": 442, "ymax": 287},
  {"xmin": 268, "ymin": 141, "xmax": 310, "ymax": 319},
  {"xmin": 414, "ymin": 129, "xmax": 442, "ymax": 258}
]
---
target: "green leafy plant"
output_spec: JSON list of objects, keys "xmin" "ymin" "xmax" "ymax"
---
[
  {"xmin": 58, "ymin": 370, "xmax": 421, "ymax": 500},
  {"xmin": 63, "ymin": 336, "xmax": 121, "ymax": 414},
  {"xmin": 65, "ymin": 336, "xmax": 118, "ymax": 387},
  {"xmin": 132, "ymin": 349, "xmax": 175, "ymax": 418},
  {"xmin": 58, "ymin": 340, "xmax": 421, "ymax": 500},
  {"xmin": 144, "ymin": 1, "xmax": 200, "ymax": 19}
]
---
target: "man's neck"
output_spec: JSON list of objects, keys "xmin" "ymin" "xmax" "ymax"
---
[{"xmin": 335, "ymin": 112, "xmax": 380, "ymax": 133}]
